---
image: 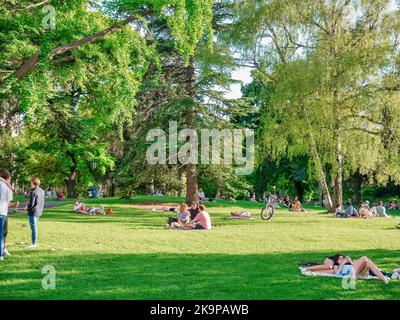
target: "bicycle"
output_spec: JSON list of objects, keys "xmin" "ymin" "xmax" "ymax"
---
[{"xmin": 260, "ymin": 201, "xmax": 276, "ymax": 220}]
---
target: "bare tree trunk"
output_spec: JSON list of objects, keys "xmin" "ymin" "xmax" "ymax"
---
[
  {"xmin": 302, "ymin": 102, "xmax": 333, "ymax": 212},
  {"xmin": 185, "ymin": 56, "xmax": 199, "ymax": 204},
  {"xmin": 309, "ymin": 134, "xmax": 333, "ymax": 212},
  {"xmin": 333, "ymin": 127, "xmax": 344, "ymax": 209}
]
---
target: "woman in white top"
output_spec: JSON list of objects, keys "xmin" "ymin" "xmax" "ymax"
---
[{"xmin": 0, "ymin": 169, "xmax": 15, "ymax": 260}]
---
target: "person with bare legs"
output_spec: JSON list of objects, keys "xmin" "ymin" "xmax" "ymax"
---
[
  {"xmin": 73, "ymin": 201, "xmax": 90, "ymax": 214},
  {"xmin": 171, "ymin": 203, "xmax": 190, "ymax": 229},
  {"xmin": 351, "ymin": 256, "xmax": 389, "ymax": 284},
  {"xmin": 304, "ymin": 256, "xmax": 336, "ymax": 273}
]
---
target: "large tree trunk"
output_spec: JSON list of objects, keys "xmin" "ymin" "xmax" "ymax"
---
[
  {"xmin": 294, "ymin": 180, "xmax": 304, "ymax": 203},
  {"xmin": 177, "ymin": 170, "xmax": 184, "ymax": 197},
  {"xmin": 185, "ymin": 56, "xmax": 199, "ymax": 204},
  {"xmin": 66, "ymin": 170, "xmax": 78, "ymax": 198},
  {"xmin": 352, "ymin": 171, "xmax": 362, "ymax": 205}
]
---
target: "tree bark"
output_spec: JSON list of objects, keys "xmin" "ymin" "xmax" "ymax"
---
[
  {"xmin": 66, "ymin": 170, "xmax": 78, "ymax": 198},
  {"xmin": 294, "ymin": 180, "xmax": 304, "ymax": 203},
  {"xmin": 185, "ymin": 56, "xmax": 199, "ymax": 204},
  {"xmin": 333, "ymin": 127, "xmax": 344, "ymax": 209},
  {"xmin": 352, "ymin": 171, "xmax": 362, "ymax": 205},
  {"xmin": 301, "ymin": 102, "xmax": 333, "ymax": 212},
  {"xmin": 178, "ymin": 170, "xmax": 183, "ymax": 197}
]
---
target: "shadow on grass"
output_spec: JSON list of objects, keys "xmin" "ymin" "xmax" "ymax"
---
[{"xmin": 0, "ymin": 249, "xmax": 398, "ymax": 300}]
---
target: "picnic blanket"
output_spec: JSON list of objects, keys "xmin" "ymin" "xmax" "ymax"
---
[{"xmin": 299, "ymin": 267, "xmax": 390, "ymax": 281}]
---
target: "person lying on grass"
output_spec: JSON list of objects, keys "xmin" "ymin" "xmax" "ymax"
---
[
  {"xmin": 73, "ymin": 201, "xmax": 89, "ymax": 214},
  {"xmin": 304, "ymin": 254, "xmax": 388, "ymax": 284},
  {"xmin": 170, "ymin": 203, "xmax": 190, "ymax": 229},
  {"xmin": 73, "ymin": 201, "xmax": 109, "ymax": 216},
  {"xmin": 185, "ymin": 205, "xmax": 212, "ymax": 230}
]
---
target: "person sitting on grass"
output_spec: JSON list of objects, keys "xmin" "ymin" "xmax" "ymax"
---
[
  {"xmin": 359, "ymin": 201, "xmax": 374, "ymax": 218},
  {"xmin": 370, "ymin": 202, "xmax": 379, "ymax": 217},
  {"xmin": 170, "ymin": 203, "xmax": 190, "ymax": 229},
  {"xmin": 335, "ymin": 204, "xmax": 347, "ymax": 218},
  {"xmin": 291, "ymin": 197, "xmax": 307, "ymax": 212},
  {"xmin": 376, "ymin": 201, "xmax": 390, "ymax": 218},
  {"xmin": 388, "ymin": 201, "xmax": 399, "ymax": 210},
  {"xmin": 186, "ymin": 205, "xmax": 212, "ymax": 230},
  {"xmin": 189, "ymin": 201, "xmax": 200, "ymax": 220},
  {"xmin": 345, "ymin": 200, "xmax": 359, "ymax": 217},
  {"xmin": 283, "ymin": 195, "xmax": 291, "ymax": 208},
  {"xmin": 304, "ymin": 254, "xmax": 388, "ymax": 284}
]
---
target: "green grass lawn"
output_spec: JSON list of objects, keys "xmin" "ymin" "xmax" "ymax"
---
[{"xmin": 0, "ymin": 196, "xmax": 399, "ymax": 300}]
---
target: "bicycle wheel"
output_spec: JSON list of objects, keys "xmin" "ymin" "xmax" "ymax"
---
[{"xmin": 260, "ymin": 204, "xmax": 275, "ymax": 220}]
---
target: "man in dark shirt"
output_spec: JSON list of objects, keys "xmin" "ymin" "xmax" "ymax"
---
[{"xmin": 26, "ymin": 178, "xmax": 45, "ymax": 248}]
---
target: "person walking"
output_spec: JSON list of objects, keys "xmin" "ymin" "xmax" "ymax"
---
[{"xmin": 26, "ymin": 178, "xmax": 45, "ymax": 248}]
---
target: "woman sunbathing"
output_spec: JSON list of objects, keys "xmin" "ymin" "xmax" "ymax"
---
[
  {"xmin": 73, "ymin": 201, "xmax": 107, "ymax": 216},
  {"xmin": 73, "ymin": 201, "xmax": 89, "ymax": 214},
  {"xmin": 305, "ymin": 254, "xmax": 388, "ymax": 284}
]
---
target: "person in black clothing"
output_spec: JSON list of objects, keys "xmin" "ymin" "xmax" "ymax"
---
[
  {"xmin": 189, "ymin": 201, "xmax": 200, "ymax": 220},
  {"xmin": 25, "ymin": 178, "xmax": 45, "ymax": 248}
]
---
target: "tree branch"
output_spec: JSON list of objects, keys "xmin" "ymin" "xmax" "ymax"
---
[
  {"xmin": 1, "ymin": 12, "xmax": 151, "ymax": 90},
  {"xmin": 9, "ymin": 0, "xmax": 51, "ymax": 13}
]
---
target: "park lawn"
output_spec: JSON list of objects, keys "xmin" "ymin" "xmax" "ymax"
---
[{"xmin": 0, "ymin": 197, "xmax": 399, "ymax": 300}]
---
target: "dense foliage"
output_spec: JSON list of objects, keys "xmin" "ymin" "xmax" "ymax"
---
[{"xmin": 2, "ymin": 1, "xmax": 400, "ymax": 206}]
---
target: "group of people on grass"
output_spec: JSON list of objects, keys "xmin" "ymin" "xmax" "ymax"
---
[
  {"xmin": 0, "ymin": 169, "xmax": 45, "ymax": 261},
  {"xmin": 335, "ymin": 200, "xmax": 391, "ymax": 218},
  {"xmin": 303, "ymin": 254, "xmax": 390, "ymax": 284},
  {"xmin": 73, "ymin": 201, "xmax": 112, "ymax": 216},
  {"xmin": 167, "ymin": 202, "xmax": 212, "ymax": 230}
]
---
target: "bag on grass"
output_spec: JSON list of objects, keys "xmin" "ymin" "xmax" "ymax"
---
[{"xmin": 168, "ymin": 217, "xmax": 178, "ymax": 225}]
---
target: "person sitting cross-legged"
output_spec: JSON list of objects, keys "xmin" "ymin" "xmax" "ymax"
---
[
  {"xmin": 186, "ymin": 205, "xmax": 212, "ymax": 230},
  {"xmin": 170, "ymin": 203, "xmax": 190, "ymax": 229}
]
